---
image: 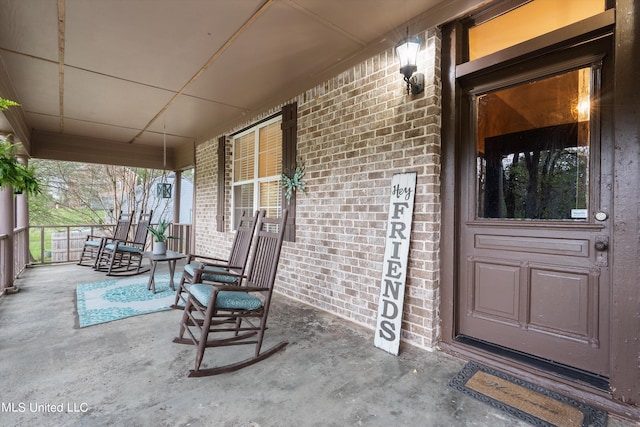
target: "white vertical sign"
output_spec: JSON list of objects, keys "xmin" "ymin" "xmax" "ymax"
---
[{"xmin": 374, "ymin": 172, "xmax": 417, "ymax": 355}]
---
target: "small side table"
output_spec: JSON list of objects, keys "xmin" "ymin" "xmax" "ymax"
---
[{"xmin": 143, "ymin": 250, "xmax": 186, "ymax": 294}]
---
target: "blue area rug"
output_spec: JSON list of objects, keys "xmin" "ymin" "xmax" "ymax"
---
[{"xmin": 76, "ymin": 274, "xmax": 176, "ymax": 327}]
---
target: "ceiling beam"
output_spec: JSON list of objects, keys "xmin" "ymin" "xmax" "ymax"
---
[
  {"xmin": 31, "ymin": 130, "xmax": 176, "ymax": 169},
  {"xmin": 58, "ymin": 0, "xmax": 66, "ymax": 133}
]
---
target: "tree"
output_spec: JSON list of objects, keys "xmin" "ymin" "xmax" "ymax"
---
[
  {"xmin": 500, "ymin": 147, "xmax": 588, "ymax": 220},
  {"xmin": 29, "ymin": 159, "xmax": 170, "ymax": 226}
]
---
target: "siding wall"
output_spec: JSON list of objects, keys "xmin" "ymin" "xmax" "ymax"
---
[{"xmin": 195, "ymin": 28, "xmax": 442, "ymax": 350}]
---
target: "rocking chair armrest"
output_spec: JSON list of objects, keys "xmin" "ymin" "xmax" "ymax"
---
[
  {"xmin": 186, "ymin": 254, "xmax": 228, "ymax": 264},
  {"xmin": 194, "ymin": 261, "xmax": 244, "ymax": 273},
  {"xmin": 84, "ymin": 234, "xmax": 105, "ymax": 241},
  {"xmin": 198, "ymin": 260, "xmax": 231, "ymax": 269},
  {"xmin": 210, "ymin": 284, "xmax": 264, "ymax": 293},
  {"xmin": 116, "ymin": 239, "xmax": 143, "ymax": 247},
  {"xmin": 191, "ymin": 267, "xmax": 246, "ymax": 284}
]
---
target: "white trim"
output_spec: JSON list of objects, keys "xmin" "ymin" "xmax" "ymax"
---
[{"xmin": 231, "ymin": 115, "xmax": 282, "ymax": 227}]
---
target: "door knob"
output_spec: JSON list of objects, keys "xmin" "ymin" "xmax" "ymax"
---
[
  {"xmin": 595, "ymin": 211, "xmax": 608, "ymax": 221},
  {"xmin": 594, "ymin": 241, "xmax": 608, "ymax": 251}
]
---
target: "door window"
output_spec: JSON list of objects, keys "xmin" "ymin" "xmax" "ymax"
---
[
  {"xmin": 468, "ymin": 0, "xmax": 605, "ymax": 61},
  {"xmin": 475, "ymin": 67, "xmax": 592, "ymax": 220}
]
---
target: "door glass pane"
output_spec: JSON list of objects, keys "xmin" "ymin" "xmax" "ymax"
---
[
  {"xmin": 476, "ymin": 67, "xmax": 591, "ymax": 220},
  {"xmin": 469, "ymin": 0, "xmax": 605, "ymax": 61}
]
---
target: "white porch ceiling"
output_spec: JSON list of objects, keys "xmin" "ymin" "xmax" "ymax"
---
[{"xmin": 0, "ymin": 0, "xmax": 476, "ymax": 169}]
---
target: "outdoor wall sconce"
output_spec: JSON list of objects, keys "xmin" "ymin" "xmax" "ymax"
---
[{"xmin": 395, "ymin": 30, "xmax": 424, "ymax": 95}]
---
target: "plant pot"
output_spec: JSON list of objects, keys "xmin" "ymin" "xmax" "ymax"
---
[{"xmin": 152, "ymin": 241, "xmax": 166, "ymax": 255}]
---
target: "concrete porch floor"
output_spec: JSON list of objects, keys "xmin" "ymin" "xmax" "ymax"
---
[{"xmin": 0, "ymin": 263, "xmax": 635, "ymax": 427}]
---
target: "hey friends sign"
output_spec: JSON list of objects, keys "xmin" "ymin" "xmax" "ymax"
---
[{"xmin": 374, "ymin": 172, "xmax": 417, "ymax": 355}]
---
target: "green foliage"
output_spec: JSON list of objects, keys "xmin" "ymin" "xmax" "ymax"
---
[
  {"xmin": 147, "ymin": 219, "xmax": 177, "ymax": 242},
  {"xmin": 492, "ymin": 148, "xmax": 588, "ymax": 219},
  {"xmin": 0, "ymin": 97, "xmax": 19, "ymax": 110},
  {"xmin": 31, "ymin": 205, "xmax": 104, "ymax": 226},
  {"xmin": 28, "ymin": 159, "xmax": 177, "ymax": 226},
  {"xmin": 0, "ymin": 97, "xmax": 41, "ymax": 195},
  {"xmin": 281, "ymin": 160, "xmax": 306, "ymax": 203},
  {"xmin": 0, "ymin": 141, "xmax": 41, "ymax": 195}
]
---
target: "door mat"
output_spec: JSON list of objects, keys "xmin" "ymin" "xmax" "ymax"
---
[{"xmin": 448, "ymin": 362, "xmax": 607, "ymax": 427}]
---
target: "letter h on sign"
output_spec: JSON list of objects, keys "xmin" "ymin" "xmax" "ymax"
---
[{"xmin": 374, "ymin": 172, "xmax": 417, "ymax": 355}]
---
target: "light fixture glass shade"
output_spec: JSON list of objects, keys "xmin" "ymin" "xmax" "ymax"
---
[
  {"xmin": 395, "ymin": 37, "xmax": 420, "ymax": 77},
  {"xmin": 157, "ymin": 182, "xmax": 172, "ymax": 199}
]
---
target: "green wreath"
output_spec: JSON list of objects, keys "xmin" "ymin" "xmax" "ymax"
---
[{"xmin": 281, "ymin": 161, "xmax": 306, "ymax": 202}]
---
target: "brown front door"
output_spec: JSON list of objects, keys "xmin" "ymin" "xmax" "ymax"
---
[{"xmin": 456, "ymin": 39, "xmax": 613, "ymax": 376}]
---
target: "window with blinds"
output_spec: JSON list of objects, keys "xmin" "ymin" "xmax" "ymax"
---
[{"xmin": 231, "ymin": 116, "xmax": 282, "ymax": 228}]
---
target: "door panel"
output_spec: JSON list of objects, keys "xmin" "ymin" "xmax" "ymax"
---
[
  {"xmin": 474, "ymin": 234, "xmax": 590, "ymax": 257},
  {"xmin": 529, "ymin": 267, "xmax": 591, "ymax": 337},
  {"xmin": 457, "ymin": 41, "xmax": 612, "ymax": 376},
  {"xmin": 472, "ymin": 259, "xmax": 520, "ymax": 322},
  {"xmin": 461, "ymin": 254, "xmax": 605, "ymax": 373}
]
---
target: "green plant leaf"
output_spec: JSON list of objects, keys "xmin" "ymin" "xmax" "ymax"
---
[
  {"xmin": 0, "ymin": 141, "xmax": 41, "ymax": 195},
  {"xmin": 147, "ymin": 219, "xmax": 178, "ymax": 242}
]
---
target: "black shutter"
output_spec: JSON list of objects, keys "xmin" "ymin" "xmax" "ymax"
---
[
  {"xmin": 281, "ymin": 102, "xmax": 297, "ymax": 242},
  {"xmin": 216, "ymin": 136, "xmax": 226, "ymax": 232}
]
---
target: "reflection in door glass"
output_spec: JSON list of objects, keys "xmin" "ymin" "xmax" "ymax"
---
[{"xmin": 476, "ymin": 68, "xmax": 591, "ymax": 220}]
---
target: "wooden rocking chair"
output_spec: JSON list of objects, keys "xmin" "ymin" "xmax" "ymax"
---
[
  {"xmin": 173, "ymin": 209, "xmax": 288, "ymax": 377},
  {"xmin": 77, "ymin": 210, "xmax": 133, "ymax": 267},
  {"xmin": 171, "ymin": 210, "xmax": 262, "ymax": 309},
  {"xmin": 95, "ymin": 210, "xmax": 153, "ymax": 276}
]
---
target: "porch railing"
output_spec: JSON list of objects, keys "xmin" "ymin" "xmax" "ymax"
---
[
  {"xmin": 0, "ymin": 233, "xmax": 8, "ymax": 291},
  {"xmin": 0, "ymin": 223, "xmax": 192, "ymax": 291},
  {"xmin": 168, "ymin": 223, "xmax": 191, "ymax": 254},
  {"xmin": 14, "ymin": 226, "xmax": 29, "ymax": 276},
  {"xmin": 23, "ymin": 223, "xmax": 192, "ymax": 266}
]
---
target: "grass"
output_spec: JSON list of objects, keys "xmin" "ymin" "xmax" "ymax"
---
[{"xmin": 28, "ymin": 208, "xmax": 111, "ymax": 263}]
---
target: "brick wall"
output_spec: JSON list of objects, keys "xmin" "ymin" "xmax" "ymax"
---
[
  {"xmin": 193, "ymin": 141, "xmax": 225, "ymax": 254},
  {"xmin": 195, "ymin": 28, "xmax": 442, "ymax": 350}
]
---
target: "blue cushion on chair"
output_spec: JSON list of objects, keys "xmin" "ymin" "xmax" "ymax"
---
[
  {"xmin": 116, "ymin": 245, "xmax": 142, "ymax": 253},
  {"xmin": 184, "ymin": 263, "xmax": 238, "ymax": 283},
  {"xmin": 103, "ymin": 243, "xmax": 141, "ymax": 253},
  {"xmin": 84, "ymin": 240, "xmax": 100, "ymax": 248},
  {"xmin": 189, "ymin": 284, "xmax": 263, "ymax": 310}
]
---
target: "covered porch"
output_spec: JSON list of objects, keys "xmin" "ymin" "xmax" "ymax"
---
[
  {"xmin": 0, "ymin": 262, "xmax": 546, "ymax": 427},
  {"xmin": 2, "ymin": 0, "xmax": 640, "ymax": 424}
]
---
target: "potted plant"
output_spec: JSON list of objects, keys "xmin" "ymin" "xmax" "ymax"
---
[
  {"xmin": 147, "ymin": 219, "xmax": 177, "ymax": 255},
  {"xmin": 0, "ymin": 98, "xmax": 40, "ymax": 195}
]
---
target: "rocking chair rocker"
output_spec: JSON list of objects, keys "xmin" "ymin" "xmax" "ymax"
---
[
  {"xmin": 77, "ymin": 210, "xmax": 133, "ymax": 267},
  {"xmin": 171, "ymin": 210, "xmax": 262, "ymax": 309},
  {"xmin": 173, "ymin": 209, "xmax": 288, "ymax": 377},
  {"xmin": 95, "ymin": 210, "xmax": 153, "ymax": 276}
]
